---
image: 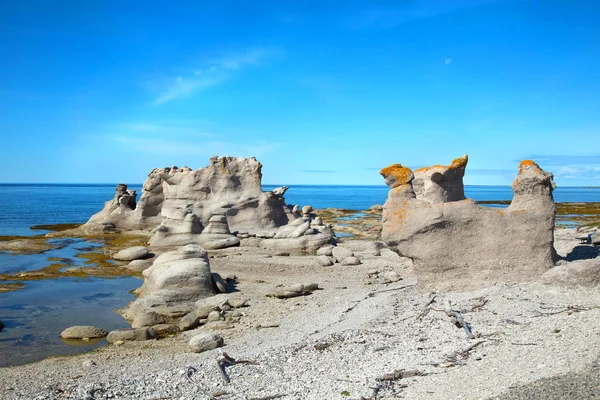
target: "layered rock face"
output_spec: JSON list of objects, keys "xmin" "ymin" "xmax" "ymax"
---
[
  {"xmin": 83, "ymin": 157, "xmax": 290, "ymax": 233},
  {"xmin": 380, "ymin": 156, "xmax": 557, "ymax": 291}
]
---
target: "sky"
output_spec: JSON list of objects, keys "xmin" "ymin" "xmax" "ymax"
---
[{"xmin": 1, "ymin": 0, "xmax": 599, "ymax": 186}]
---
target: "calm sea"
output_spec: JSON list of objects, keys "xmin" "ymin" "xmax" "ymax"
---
[
  {"xmin": 1, "ymin": 183, "xmax": 599, "ymax": 237},
  {"xmin": 0, "ymin": 183, "xmax": 598, "ymax": 367}
]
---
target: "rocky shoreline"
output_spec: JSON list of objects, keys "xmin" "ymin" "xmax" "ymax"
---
[{"xmin": 1, "ymin": 155, "xmax": 600, "ymax": 399}]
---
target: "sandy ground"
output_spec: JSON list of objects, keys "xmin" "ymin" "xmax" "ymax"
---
[{"xmin": 1, "ymin": 229, "xmax": 600, "ymax": 400}]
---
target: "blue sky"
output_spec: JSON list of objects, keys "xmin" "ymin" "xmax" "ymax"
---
[{"xmin": 1, "ymin": 0, "xmax": 599, "ymax": 186}]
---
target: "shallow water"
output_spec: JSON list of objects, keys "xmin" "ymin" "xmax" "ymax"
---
[{"xmin": 0, "ymin": 275, "xmax": 140, "ymax": 367}]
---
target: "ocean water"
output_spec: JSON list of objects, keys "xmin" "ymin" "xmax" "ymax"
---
[
  {"xmin": 1, "ymin": 184, "xmax": 599, "ymax": 237},
  {"xmin": 0, "ymin": 183, "xmax": 598, "ymax": 366}
]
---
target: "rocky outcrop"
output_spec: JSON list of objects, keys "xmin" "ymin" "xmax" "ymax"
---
[
  {"xmin": 260, "ymin": 217, "xmax": 335, "ymax": 253},
  {"xmin": 380, "ymin": 156, "xmax": 557, "ymax": 291},
  {"xmin": 122, "ymin": 244, "xmax": 215, "ymax": 320},
  {"xmin": 83, "ymin": 157, "xmax": 291, "ymax": 234}
]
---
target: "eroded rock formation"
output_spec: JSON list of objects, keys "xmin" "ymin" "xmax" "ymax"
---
[
  {"xmin": 380, "ymin": 155, "xmax": 557, "ymax": 290},
  {"xmin": 122, "ymin": 244, "xmax": 215, "ymax": 320},
  {"xmin": 84, "ymin": 157, "xmax": 291, "ymax": 233}
]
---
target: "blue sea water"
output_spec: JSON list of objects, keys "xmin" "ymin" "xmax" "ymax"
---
[
  {"xmin": 1, "ymin": 183, "xmax": 599, "ymax": 237},
  {"xmin": 0, "ymin": 183, "xmax": 598, "ymax": 367}
]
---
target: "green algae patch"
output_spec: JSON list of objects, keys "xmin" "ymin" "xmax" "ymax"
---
[
  {"xmin": 0, "ymin": 282, "xmax": 25, "ymax": 292},
  {"xmin": 30, "ymin": 223, "xmax": 82, "ymax": 232}
]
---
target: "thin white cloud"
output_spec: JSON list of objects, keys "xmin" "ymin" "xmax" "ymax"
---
[
  {"xmin": 153, "ymin": 49, "xmax": 274, "ymax": 105},
  {"xmin": 109, "ymin": 135, "xmax": 279, "ymax": 158},
  {"xmin": 98, "ymin": 121, "xmax": 280, "ymax": 158}
]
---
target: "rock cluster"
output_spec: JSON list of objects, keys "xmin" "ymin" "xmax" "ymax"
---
[
  {"xmin": 82, "ymin": 156, "xmax": 335, "ymax": 253},
  {"xmin": 380, "ymin": 156, "xmax": 557, "ymax": 290},
  {"xmin": 84, "ymin": 157, "xmax": 290, "ymax": 233}
]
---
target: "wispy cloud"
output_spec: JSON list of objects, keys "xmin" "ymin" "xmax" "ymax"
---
[
  {"xmin": 153, "ymin": 49, "xmax": 275, "ymax": 105},
  {"xmin": 520, "ymin": 155, "xmax": 600, "ymax": 166},
  {"xmin": 96, "ymin": 121, "xmax": 279, "ymax": 158},
  {"xmin": 515, "ymin": 155, "xmax": 600, "ymax": 183}
]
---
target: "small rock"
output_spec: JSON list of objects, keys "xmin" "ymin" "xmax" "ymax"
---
[
  {"xmin": 317, "ymin": 245, "xmax": 334, "ymax": 256},
  {"xmin": 178, "ymin": 312, "xmax": 200, "ymax": 331},
  {"xmin": 207, "ymin": 311, "xmax": 222, "ymax": 322},
  {"xmin": 274, "ymin": 252, "xmax": 290, "ymax": 257},
  {"xmin": 60, "ymin": 326, "xmax": 108, "ymax": 340},
  {"xmin": 302, "ymin": 205, "xmax": 313, "ymax": 216},
  {"xmin": 342, "ymin": 256, "xmax": 362, "ymax": 266},
  {"xmin": 113, "ymin": 246, "xmax": 150, "ymax": 261},
  {"xmin": 287, "ymin": 284, "xmax": 305, "ymax": 293},
  {"xmin": 132, "ymin": 312, "xmax": 165, "ymax": 328},
  {"xmin": 106, "ymin": 327, "xmax": 158, "ymax": 343},
  {"xmin": 332, "ymin": 246, "xmax": 354, "ymax": 263},
  {"xmin": 383, "ymin": 271, "xmax": 402, "ymax": 283},
  {"xmin": 0, "ymin": 319, "xmax": 4, "ymax": 332},
  {"xmin": 228, "ymin": 298, "xmax": 249, "ymax": 308},
  {"xmin": 188, "ymin": 333, "xmax": 224, "ymax": 353},
  {"xmin": 212, "ymin": 272, "xmax": 228, "ymax": 293},
  {"xmin": 315, "ymin": 255, "xmax": 334, "ymax": 267},
  {"xmin": 195, "ymin": 305, "xmax": 221, "ymax": 319},
  {"xmin": 304, "ymin": 283, "xmax": 320, "ymax": 292},
  {"xmin": 152, "ymin": 324, "xmax": 180, "ymax": 336},
  {"xmin": 222, "ymin": 273, "xmax": 237, "ymax": 281},
  {"xmin": 82, "ymin": 359, "xmax": 96, "ymax": 368}
]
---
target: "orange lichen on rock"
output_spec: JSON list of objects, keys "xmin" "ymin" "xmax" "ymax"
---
[
  {"xmin": 518, "ymin": 159, "xmax": 541, "ymax": 174},
  {"xmin": 380, "ymin": 164, "xmax": 414, "ymax": 187},
  {"xmin": 414, "ymin": 154, "xmax": 468, "ymax": 173},
  {"xmin": 449, "ymin": 154, "xmax": 468, "ymax": 169}
]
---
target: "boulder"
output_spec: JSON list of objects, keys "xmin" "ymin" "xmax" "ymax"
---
[
  {"xmin": 317, "ymin": 245, "xmax": 334, "ymax": 256},
  {"xmin": 106, "ymin": 327, "xmax": 158, "ymax": 343},
  {"xmin": 315, "ymin": 255, "xmax": 334, "ymax": 267},
  {"xmin": 152, "ymin": 324, "xmax": 180, "ymax": 336},
  {"xmin": 341, "ymin": 256, "xmax": 362, "ymax": 266},
  {"xmin": 131, "ymin": 312, "xmax": 164, "ymax": 328},
  {"xmin": 382, "ymin": 271, "xmax": 402, "ymax": 283},
  {"xmin": 380, "ymin": 156, "xmax": 557, "ymax": 290},
  {"xmin": 592, "ymin": 232, "xmax": 600, "ymax": 246},
  {"xmin": 125, "ymin": 259, "xmax": 153, "ymax": 272},
  {"xmin": 332, "ymin": 246, "xmax": 354, "ymax": 263},
  {"xmin": 188, "ymin": 333, "xmax": 224, "ymax": 353},
  {"xmin": 541, "ymin": 262, "xmax": 600, "ymax": 286},
  {"xmin": 122, "ymin": 244, "xmax": 215, "ymax": 319},
  {"xmin": 60, "ymin": 326, "xmax": 108, "ymax": 340},
  {"xmin": 211, "ymin": 272, "xmax": 228, "ymax": 293},
  {"xmin": 113, "ymin": 246, "xmax": 149, "ymax": 261},
  {"xmin": 178, "ymin": 312, "xmax": 201, "ymax": 331}
]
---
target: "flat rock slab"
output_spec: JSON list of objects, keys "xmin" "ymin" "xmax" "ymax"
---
[
  {"xmin": 113, "ymin": 246, "xmax": 150, "ymax": 261},
  {"xmin": 188, "ymin": 333, "xmax": 224, "ymax": 353},
  {"xmin": 60, "ymin": 326, "xmax": 108, "ymax": 339},
  {"xmin": 107, "ymin": 327, "xmax": 158, "ymax": 343}
]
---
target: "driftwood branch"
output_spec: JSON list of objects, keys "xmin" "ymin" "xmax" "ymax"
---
[
  {"xmin": 442, "ymin": 300, "xmax": 474, "ymax": 339},
  {"xmin": 216, "ymin": 351, "xmax": 258, "ymax": 383}
]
